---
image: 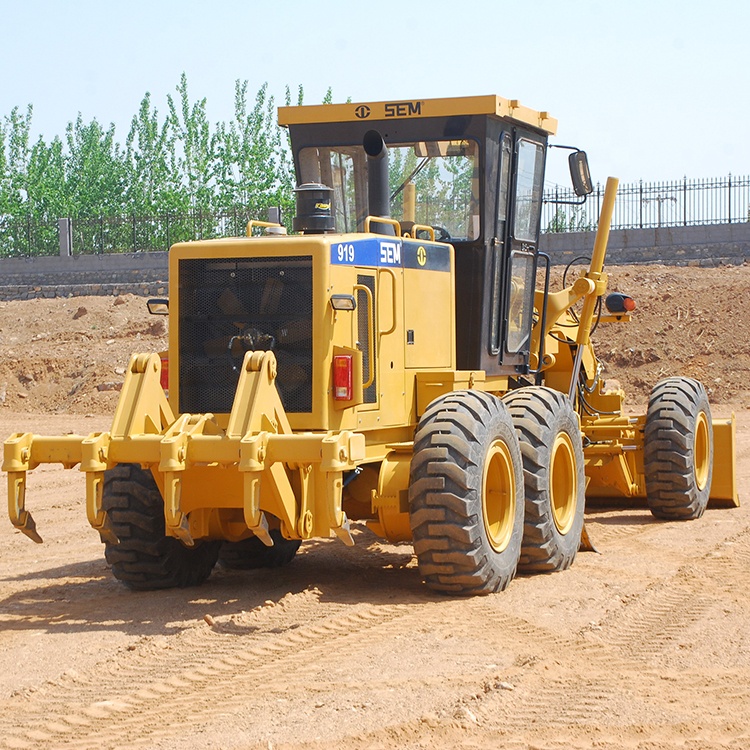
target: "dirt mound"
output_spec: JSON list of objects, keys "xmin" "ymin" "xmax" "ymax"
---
[
  {"xmin": 596, "ymin": 262, "xmax": 750, "ymax": 409},
  {"xmin": 0, "ymin": 294, "xmax": 168, "ymax": 414},
  {"xmin": 0, "ymin": 262, "xmax": 748, "ymax": 415}
]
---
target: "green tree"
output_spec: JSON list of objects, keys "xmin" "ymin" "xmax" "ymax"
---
[
  {"xmin": 167, "ymin": 72, "xmax": 215, "ymax": 211},
  {"xmin": 546, "ymin": 206, "xmax": 592, "ymax": 233},
  {"xmin": 65, "ymin": 114, "xmax": 127, "ymax": 216},
  {"xmin": 214, "ymin": 80, "xmax": 296, "ymax": 226},
  {"xmin": 0, "ymin": 75, "xmax": 337, "ymax": 254},
  {"xmin": 0, "ymin": 105, "xmax": 33, "ymax": 216},
  {"xmin": 125, "ymin": 91, "xmax": 184, "ymax": 214},
  {"xmin": 0, "ymin": 115, "xmax": 8, "ymax": 217},
  {"xmin": 26, "ymin": 135, "xmax": 67, "ymax": 219}
]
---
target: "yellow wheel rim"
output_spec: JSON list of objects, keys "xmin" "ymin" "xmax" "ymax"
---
[
  {"xmin": 482, "ymin": 440, "xmax": 517, "ymax": 553},
  {"xmin": 694, "ymin": 411, "xmax": 710, "ymax": 491},
  {"xmin": 550, "ymin": 432, "xmax": 577, "ymax": 535}
]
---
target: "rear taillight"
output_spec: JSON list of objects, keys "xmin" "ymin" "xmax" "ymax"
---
[
  {"xmin": 333, "ymin": 355, "xmax": 353, "ymax": 401},
  {"xmin": 160, "ymin": 357, "xmax": 169, "ymax": 395}
]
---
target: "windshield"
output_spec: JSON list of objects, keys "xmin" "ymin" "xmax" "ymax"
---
[{"xmin": 299, "ymin": 139, "xmax": 480, "ymax": 241}]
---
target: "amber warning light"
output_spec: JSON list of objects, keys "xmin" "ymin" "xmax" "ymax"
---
[
  {"xmin": 333, "ymin": 355, "xmax": 353, "ymax": 400},
  {"xmin": 605, "ymin": 293, "xmax": 636, "ymax": 314}
]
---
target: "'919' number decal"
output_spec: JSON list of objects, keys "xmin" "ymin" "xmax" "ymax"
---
[{"xmin": 336, "ymin": 243, "xmax": 355, "ymax": 262}]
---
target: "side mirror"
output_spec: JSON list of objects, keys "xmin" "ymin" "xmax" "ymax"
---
[
  {"xmin": 569, "ymin": 151, "xmax": 593, "ymax": 196},
  {"xmin": 147, "ymin": 298, "xmax": 169, "ymax": 316}
]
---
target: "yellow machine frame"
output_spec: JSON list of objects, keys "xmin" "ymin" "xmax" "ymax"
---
[{"xmin": 2, "ymin": 94, "xmax": 738, "ymax": 594}]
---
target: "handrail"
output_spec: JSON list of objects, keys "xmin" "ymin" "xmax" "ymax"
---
[
  {"xmin": 246, "ymin": 220, "xmax": 286, "ymax": 236},
  {"xmin": 353, "ymin": 284, "xmax": 375, "ymax": 388},
  {"xmin": 363, "ymin": 216, "xmax": 402, "ymax": 235},
  {"xmin": 378, "ymin": 267, "xmax": 398, "ymax": 335},
  {"xmin": 409, "ymin": 224, "xmax": 436, "ymax": 241}
]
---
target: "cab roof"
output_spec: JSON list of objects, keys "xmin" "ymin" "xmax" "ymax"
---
[{"xmin": 277, "ymin": 94, "xmax": 557, "ymax": 136}]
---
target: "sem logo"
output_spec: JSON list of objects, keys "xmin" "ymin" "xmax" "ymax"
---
[
  {"xmin": 379, "ymin": 241, "xmax": 401, "ymax": 266},
  {"xmin": 416, "ymin": 246, "xmax": 427, "ymax": 266},
  {"xmin": 384, "ymin": 101, "xmax": 423, "ymax": 118},
  {"xmin": 355, "ymin": 105, "xmax": 371, "ymax": 119}
]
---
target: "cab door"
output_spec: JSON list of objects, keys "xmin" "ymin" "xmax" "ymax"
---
[
  {"xmin": 354, "ymin": 254, "xmax": 406, "ymax": 430},
  {"xmin": 500, "ymin": 135, "xmax": 546, "ymax": 372}
]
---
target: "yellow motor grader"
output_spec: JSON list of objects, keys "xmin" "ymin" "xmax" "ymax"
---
[{"xmin": 3, "ymin": 95, "xmax": 738, "ymax": 594}]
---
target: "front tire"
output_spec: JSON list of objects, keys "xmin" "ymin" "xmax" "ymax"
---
[
  {"xmin": 102, "ymin": 463, "xmax": 220, "ymax": 590},
  {"xmin": 503, "ymin": 387, "xmax": 585, "ymax": 573},
  {"xmin": 644, "ymin": 377, "xmax": 713, "ymax": 520},
  {"xmin": 409, "ymin": 391, "xmax": 524, "ymax": 595}
]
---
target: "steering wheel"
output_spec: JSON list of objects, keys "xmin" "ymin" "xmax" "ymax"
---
[
  {"xmin": 431, "ymin": 226, "xmax": 451, "ymax": 242},
  {"xmin": 414, "ymin": 225, "xmax": 451, "ymax": 242}
]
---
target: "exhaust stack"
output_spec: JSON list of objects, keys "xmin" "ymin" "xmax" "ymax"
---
[{"xmin": 363, "ymin": 130, "xmax": 394, "ymax": 235}]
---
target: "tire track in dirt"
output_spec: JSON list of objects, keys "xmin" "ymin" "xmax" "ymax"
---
[
  {"xmin": 2, "ymin": 585, "xmax": 641, "ymax": 749},
  {"xmin": 3, "ymin": 474, "xmax": 748, "ymax": 749},
  {"xmin": 583, "ymin": 512, "xmax": 653, "ymax": 545},
  {"xmin": 430, "ymin": 522, "xmax": 750, "ymax": 742},
  {"xmin": 596, "ymin": 586, "xmax": 713, "ymax": 658},
  {"xmin": 452, "ymin": 612, "xmax": 646, "ymax": 736},
  {"xmin": 2, "ymin": 603, "xmax": 408, "ymax": 749},
  {"xmin": 595, "ymin": 523, "xmax": 750, "ymax": 658},
  {"xmin": 307, "ymin": 519, "xmax": 750, "ymax": 749},
  {"xmin": 583, "ymin": 506, "xmax": 720, "ymax": 550}
]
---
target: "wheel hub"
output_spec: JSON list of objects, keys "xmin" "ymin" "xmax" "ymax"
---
[
  {"xmin": 694, "ymin": 411, "xmax": 710, "ymax": 491},
  {"xmin": 482, "ymin": 440, "xmax": 516, "ymax": 553},
  {"xmin": 550, "ymin": 432, "xmax": 577, "ymax": 535}
]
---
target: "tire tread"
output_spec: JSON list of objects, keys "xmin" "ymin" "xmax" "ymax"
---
[
  {"xmin": 102, "ymin": 464, "xmax": 220, "ymax": 590},
  {"xmin": 503, "ymin": 387, "xmax": 585, "ymax": 573},
  {"xmin": 644, "ymin": 377, "xmax": 713, "ymax": 520},
  {"xmin": 409, "ymin": 390, "xmax": 524, "ymax": 595}
]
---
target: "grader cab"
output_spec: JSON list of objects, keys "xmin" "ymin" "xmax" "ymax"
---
[{"xmin": 4, "ymin": 94, "xmax": 738, "ymax": 594}]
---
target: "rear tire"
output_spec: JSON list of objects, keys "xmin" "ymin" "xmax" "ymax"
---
[
  {"xmin": 504, "ymin": 387, "xmax": 585, "ymax": 573},
  {"xmin": 409, "ymin": 391, "xmax": 524, "ymax": 595},
  {"xmin": 219, "ymin": 529, "xmax": 301, "ymax": 569},
  {"xmin": 102, "ymin": 464, "xmax": 220, "ymax": 590},
  {"xmin": 644, "ymin": 377, "xmax": 713, "ymax": 520}
]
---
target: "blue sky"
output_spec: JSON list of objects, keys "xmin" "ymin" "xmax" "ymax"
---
[{"xmin": 1, "ymin": 0, "xmax": 746, "ymax": 187}]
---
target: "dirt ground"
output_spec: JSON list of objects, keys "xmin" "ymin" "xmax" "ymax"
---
[
  {"xmin": 0, "ymin": 262, "xmax": 749, "ymax": 749},
  {"xmin": 1, "ymin": 262, "xmax": 749, "ymax": 413}
]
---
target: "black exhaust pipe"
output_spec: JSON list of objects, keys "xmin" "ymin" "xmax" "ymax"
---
[{"xmin": 363, "ymin": 130, "xmax": 394, "ymax": 235}]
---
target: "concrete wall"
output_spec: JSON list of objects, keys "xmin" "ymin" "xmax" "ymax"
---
[
  {"xmin": 539, "ymin": 222, "xmax": 750, "ymax": 267},
  {"xmin": 0, "ymin": 251, "xmax": 169, "ymax": 300},
  {"xmin": 0, "ymin": 223, "xmax": 748, "ymax": 301}
]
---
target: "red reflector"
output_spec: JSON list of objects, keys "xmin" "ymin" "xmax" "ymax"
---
[
  {"xmin": 623, "ymin": 296, "xmax": 636, "ymax": 312},
  {"xmin": 160, "ymin": 357, "xmax": 169, "ymax": 393},
  {"xmin": 333, "ymin": 355, "xmax": 353, "ymax": 401}
]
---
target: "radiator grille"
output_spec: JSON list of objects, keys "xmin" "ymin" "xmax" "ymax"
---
[{"xmin": 178, "ymin": 256, "xmax": 313, "ymax": 414}]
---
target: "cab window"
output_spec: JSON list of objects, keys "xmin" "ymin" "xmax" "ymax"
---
[
  {"xmin": 299, "ymin": 139, "xmax": 480, "ymax": 241},
  {"xmin": 513, "ymin": 140, "xmax": 545, "ymax": 242}
]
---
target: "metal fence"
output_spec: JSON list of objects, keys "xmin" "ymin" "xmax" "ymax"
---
[
  {"xmin": 0, "ymin": 208, "xmax": 256, "ymax": 258},
  {"xmin": 69, "ymin": 209, "xmax": 256, "ymax": 255},
  {"xmin": 542, "ymin": 174, "xmax": 750, "ymax": 233},
  {"xmin": 0, "ymin": 215, "xmax": 59, "ymax": 257},
  {"xmin": 2, "ymin": 175, "xmax": 750, "ymax": 256}
]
